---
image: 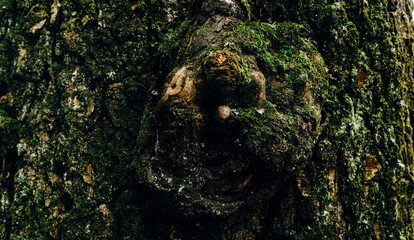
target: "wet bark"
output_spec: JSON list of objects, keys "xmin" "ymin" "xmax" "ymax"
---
[{"xmin": 0, "ymin": 0, "xmax": 413, "ymax": 239}]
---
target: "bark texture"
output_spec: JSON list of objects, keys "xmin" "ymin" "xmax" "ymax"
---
[{"xmin": 0, "ymin": 0, "xmax": 413, "ymax": 239}]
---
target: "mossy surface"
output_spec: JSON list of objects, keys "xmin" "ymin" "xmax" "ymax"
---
[{"xmin": 0, "ymin": 0, "xmax": 413, "ymax": 239}]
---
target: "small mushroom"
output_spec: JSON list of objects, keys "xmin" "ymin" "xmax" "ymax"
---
[{"xmin": 216, "ymin": 105, "xmax": 231, "ymax": 122}]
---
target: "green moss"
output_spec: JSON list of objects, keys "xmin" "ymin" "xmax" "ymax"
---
[
  {"xmin": 20, "ymin": 4, "xmax": 48, "ymax": 34},
  {"xmin": 0, "ymin": 110, "xmax": 19, "ymax": 151},
  {"xmin": 158, "ymin": 19, "xmax": 192, "ymax": 55},
  {"xmin": 1, "ymin": 0, "xmax": 412, "ymax": 238},
  {"xmin": 223, "ymin": 21, "xmax": 327, "ymax": 90},
  {"xmin": 238, "ymin": 58, "xmax": 252, "ymax": 84},
  {"xmin": 0, "ymin": 110, "xmax": 17, "ymax": 129},
  {"xmin": 136, "ymin": 104, "xmax": 151, "ymax": 149},
  {"xmin": 232, "ymin": 101, "xmax": 282, "ymax": 146}
]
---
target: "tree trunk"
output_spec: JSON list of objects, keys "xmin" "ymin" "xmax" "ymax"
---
[{"xmin": 0, "ymin": 0, "xmax": 413, "ymax": 239}]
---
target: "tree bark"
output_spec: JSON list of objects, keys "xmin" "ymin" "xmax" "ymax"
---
[{"xmin": 0, "ymin": 0, "xmax": 413, "ymax": 239}]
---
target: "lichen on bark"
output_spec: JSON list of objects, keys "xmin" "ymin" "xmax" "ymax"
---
[{"xmin": 0, "ymin": 0, "xmax": 413, "ymax": 239}]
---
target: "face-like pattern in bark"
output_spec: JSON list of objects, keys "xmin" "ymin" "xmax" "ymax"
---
[{"xmin": 144, "ymin": 16, "xmax": 327, "ymax": 217}]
